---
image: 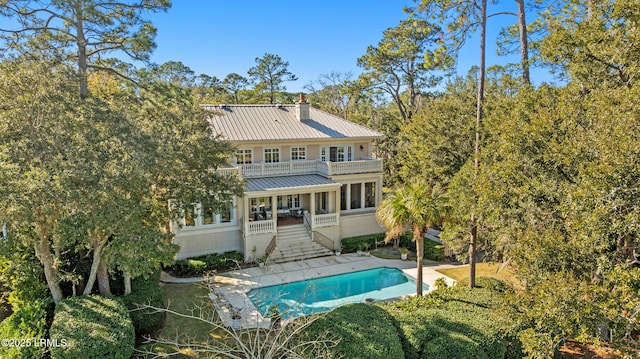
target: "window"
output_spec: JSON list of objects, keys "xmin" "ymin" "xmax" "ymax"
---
[
  {"xmin": 250, "ymin": 197, "xmax": 272, "ymax": 213},
  {"xmin": 291, "ymin": 147, "xmax": 306, "ymax": 161},
  {"xmin": 184, "ymin": 204, "xmax": 197, "ymax": 227},
  {"xmin": 322, "ymin": 145, "xmax": 353, "ymax": 162},
  {"xmin": 264, "ymin": 148, "xmax": 280, "ymax": 163},
  {"xmin": 350, "ymin": 183, "xmax": 362, "ymax": 209},
  {"xmin": 288, "ymin": 194, "xmax": 301, "ymax": 208},
  {"xmin": 340, "ymin": 185, "xmax": 347, "ymax": 211},
  {"xmin": 221, "ymin": 202, "xmax": 232, "ymax": 223},
  {"xmin": 181, "ymin": 198, "xmax": 235, "ymax": 227},
  {"xmin": 276, "ymin": 195, "xmax": 300, "ymax": 209},
  {"xmin": 236, "ymin": 149, "xmax": 252, "ymax": 164},
  {"xmin": 365, "ymin": 182, "xmax": 376, "ymax": 208},
  {"xmin": 202, "ymin": 199, "xmax": 215, "ymax": 225}
]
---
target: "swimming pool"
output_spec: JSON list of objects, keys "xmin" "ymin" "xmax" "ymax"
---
[{"xmin": 246, "ymin": 267, "xmax": 427, "ymax": 319}]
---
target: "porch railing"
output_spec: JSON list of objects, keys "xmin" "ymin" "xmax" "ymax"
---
[
  {"xmin": 247, "ymin": 220, "xmax": 274, "ymax": 235},
  {"xmin": 217, "ymin": 166, "xmax": 241, "ymax": 177},
  {"xmin": 265, "ymin": 234, "xmax": 277, "ymax": 258},
  {"xmin": 314, "ymin": 213, "xmax": 338, "ymax": 228},
  {"xmin": 303, "ymin": 212, "xmax": 312, "ymax": 231},
  {"xmin": 323, "ymin": 159, "xmax": 383, "ymax": 176},
  {"xmin": 221, "ymin": 158, "xmax": 383, "ymax": 178}
]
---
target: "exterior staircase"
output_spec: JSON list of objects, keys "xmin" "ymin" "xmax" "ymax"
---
[{"xmin": 268, "ymin": 224, "xmax": 334, "ymax": 264}]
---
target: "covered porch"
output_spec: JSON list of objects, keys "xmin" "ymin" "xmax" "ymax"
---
[{"xmin": 241, "ymin": 175, "xmax": 342, "ymax": 237}]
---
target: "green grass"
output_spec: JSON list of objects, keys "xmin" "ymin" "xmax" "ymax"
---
[
  {"xmin": 436, "ymin": 262, "xmax": 522, "ymax": 289},
  {"xmin": 137, "ymin": 282, "xmax": 226, "ymax": 358}
]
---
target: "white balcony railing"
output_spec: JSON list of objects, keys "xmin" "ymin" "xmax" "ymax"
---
[
  {"xmin": 322, "ymin": 159, "xmax": 383, "ymax": 176},
  {"xmin": 247, "ymin": 220, "xmax": 275, "ymax": 235},
  {"xmin": 221, "ymin": 158, "xmax": 382, "ymax": 179},
  {"xmin": 216, "ymin": 166, "xmax": 241, "ymax": 177},
  {"xmin": 314, "ymin": 213, "xmax": 338, "ymax": 228}
]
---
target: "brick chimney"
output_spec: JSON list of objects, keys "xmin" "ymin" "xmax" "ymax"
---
[{"xmin": 296, "ymin": 93, "xmax": 309, "ymax": 121}]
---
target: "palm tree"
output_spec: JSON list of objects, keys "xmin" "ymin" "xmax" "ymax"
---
[{"xmin": 376, "ymin": 181, "xmax": 448, "ymax": 296}]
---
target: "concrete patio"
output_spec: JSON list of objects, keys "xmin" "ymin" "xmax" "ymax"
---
[{"xmin": 203, "ymin": 254, "xmax": 459, "ymax": 329}]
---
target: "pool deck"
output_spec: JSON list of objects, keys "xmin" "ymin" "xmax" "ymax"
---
[{"xmin": 198, "ymin": 254, "xmax": 459, "ymax": 329}]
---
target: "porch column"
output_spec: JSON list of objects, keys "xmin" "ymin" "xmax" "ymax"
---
[
  {"xmin": 328, "ymin": 190, "xmax": 335, "ymax": 212},
  {"xmin": 335, "ymin": 189, "xmax": 340, "ymax": 226},
  {"xmin": 271, "ymin": 194, "xmax": 277, "ymax": 233},
  {"xmin": 243, "ymin": 195, "xmax": 249, "ymax": 235},
  {"xmin": 310, "ymin": 191, "xmax": 316, "ymax": 229},
  {"xmin": 361, "ymin": 182, "xmax": 365, "ymax": 210},
  {"xmin": 346, "ymin": 184, "xmax": 351, "ymax": 210}
]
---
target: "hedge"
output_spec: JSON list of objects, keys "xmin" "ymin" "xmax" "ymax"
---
[
  {"xmin": 120, "ymin": 271, "xmax": 164, "ymax": 340},
  {"xmin": 49, "ymin": 295, "xmax": 134, "ymax": 359},
  {"xmin": 166, "ymin": 251, "xmax": 244, "ymax": 276},
  {"xmin": 399, "ymin": 233, "xmax": 445, "ymax": 260},
  {"xmin": 382, "ymin": 278, "xmax": 522, "ymax": 359},
  {"xmin": 341, "ymin": 233, "xmax": 385, "ymax": 253},
  {"xmin": 0, "ymin": 297, "xmax": 52, "ymax": 359},
  {"xmin": 301, "ymin": 303, "xmax": 405, "ymax": 359}
]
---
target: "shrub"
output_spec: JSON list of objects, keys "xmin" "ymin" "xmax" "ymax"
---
[
  {"xmin": 424, "ymin": 241, "xmax": 445, "ymax": 260},
  {"xmin": 382, "ymin": 282, "xmax": 519, "ymax": 359},
  {"xmin": 455, "ymin": 276, "xmax": 511, "ymax": 294},
  {"xmin": 0, "ymin": 297, "xmax": 52, "ymax": 359},
  {"xmin": 49, "ymin": 295, "xmax": 134, "ymax": 359},
  {"xmin": 341, "ymin": 233, "xmax": 385, "ymax": 253},
  {"xmin": 301, "ymin": 303, "xmax": 404, "ymax": 359},
  {"xmin": 398, "ymin": 233, "xmax": 445, "ymax": 260},
  {"xmin": 120, "ymin": 271, "xmax": 164, "ymax": 339},
  {"xmin": 166, "ymin": 251, "xmax": 243, "ymax": 276}
]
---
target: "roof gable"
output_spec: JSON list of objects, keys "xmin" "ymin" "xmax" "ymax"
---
[{"xmin": 205, "ymin": 104, "xmax": 383, "ymax": 142}]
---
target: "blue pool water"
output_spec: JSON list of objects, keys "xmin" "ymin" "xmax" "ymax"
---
[{"xmin": 246, "ymin": 267, "xmax": 427, "ymax": 319}]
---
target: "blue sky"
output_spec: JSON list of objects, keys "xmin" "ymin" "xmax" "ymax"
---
[{"xmin": 146, "ymin": 1, "xmax": 541, "ymax": 93}]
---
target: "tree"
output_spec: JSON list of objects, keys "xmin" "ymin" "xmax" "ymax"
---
[
  {"xmin": 222, "ymin": 72, "xmax": 249, "ymax": 104},
  {"xmin": 0, "ymin": 0, "xmax": 171, "ymax": 96},
  {"xmin": 195, "ymin": 73, "xmax": 223, "ymax": 102},
  {"xmin": 304, "ymin": 71, "xmax": 355, "ymax": 120},
  {"xmin": 0, "ymin": 56, "xmax": 242, "ymax": 303},
  {"xmin": 0, "ymin": 58, "xmax": 83, "ymax": 303},
  {"xmin": 376, "ymin": 181, "xmax": 448, "ymax": 296},
  {"xmin": 247, "ymin": 53, "xmax": 297, "ymax": 104},
  {"xmin": 537, "ymin": 0, "xmax": 640, "ymax": 88},
  {"xmin": 399, "ymin": 74, "xmax": 477, "ymax": 187},
  {"xmin": 416, "ymin": 0, "xmax": 488, "ymax": 288},
  {"xmin": 357, "ymin": 17, "xmax": 449, "ymax": 123}
]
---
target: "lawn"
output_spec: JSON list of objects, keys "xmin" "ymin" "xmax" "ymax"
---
[
  {"xmin": 436, "ymin": 262, "xmax": 523, "ymax": 289},
  {"xmin": 137, "ymin": 282, "xmax": 228, "ymax": 358}
]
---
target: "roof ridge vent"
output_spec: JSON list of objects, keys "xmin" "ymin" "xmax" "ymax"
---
[
  {"xmin": 219, "ymin": 104, "xmax": 226, "ymax": 108},
  {"xmin": 276, "ymin": 103, "xmax": 282, "ymax": 108}
]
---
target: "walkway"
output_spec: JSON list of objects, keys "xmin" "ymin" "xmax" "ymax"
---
[{"xmin": 201, "ymin": 254, "xmax": 459, "ymax": 329}]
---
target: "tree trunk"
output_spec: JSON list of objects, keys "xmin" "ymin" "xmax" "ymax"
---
[
  {"xmin": 83, "ymin": 233, "xmax": 106, "ymax": 295},
  {"xmin": 469, "ymin": 222, "xmax": 478, "ymax": 288},
  {"xmin": 74, "ymin": 1, "xmax": 89, "ymax": 97},
  {"xmin": 516, "ymin": 0, "xmax": 530, "ymax": 85},
  {"xmin": 470, "ymin": 0, "xmax": 488, "ymax": 289},
  {"xmin": 96, "ymin": 255, "xmax": 111, "ymax": 295},
  {"xmin": 124, "ymin": 271, "xmax": 132, "ymax": 296},
  {"xmin": 415, "ymin": 229, "xmax": 424, "ymax": 296},
  {"xmin": 34, "ymin": 238, "xmax": 64, "ymax": 304}
]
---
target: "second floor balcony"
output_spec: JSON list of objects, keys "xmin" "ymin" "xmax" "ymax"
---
[{"xmin": 219, "ymin": 157, "xmax": 383, "ymax": 179}]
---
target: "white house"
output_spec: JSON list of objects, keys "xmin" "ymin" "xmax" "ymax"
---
[{"xmin": 172, "ymin": 95, "xmax": 385, "ymax": 262}]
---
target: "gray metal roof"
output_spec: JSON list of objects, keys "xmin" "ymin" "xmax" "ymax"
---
[
  {"xmin": 204, "ymin": 104, "xmax": 383, "ymax": 142},
  {"xmin": 245, "ymin": 175, "xmax": 338, "ymax": 192}
]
